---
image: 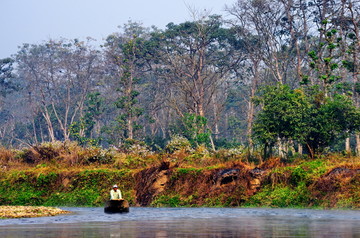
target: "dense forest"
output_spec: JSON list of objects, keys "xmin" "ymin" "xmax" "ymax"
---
[{"xmin": 0, "ymin": 0, "xmax": 359, "ymax": 160}]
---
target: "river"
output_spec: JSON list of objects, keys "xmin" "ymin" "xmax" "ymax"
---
[{"xmin": 0, "ymin": 207, "xmax": 360, "ymax": 237}]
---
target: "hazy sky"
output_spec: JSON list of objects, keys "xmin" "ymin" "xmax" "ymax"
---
[{"xmin": 0, "ymin": 0, "xmax": 235, "ymax": 58}]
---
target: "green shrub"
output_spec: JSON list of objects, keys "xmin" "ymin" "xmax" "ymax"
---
[
  {"xmin": 36, "ymin": 172, "xmax": 58, "ymax": 188},
  {"xmin": 151, "ymin": 195, "xmax": 182, "ymax": 207},
  {"xmin": 44, "ymin": 189, "xmax": 101, "ymax": 206},
  {"xmin": 290, "ymin": 160, "xmax": 327, "ymax": 186},
  {"xmin": 246, "ymin": 183, "xmax": 311, "ymax": 208}
]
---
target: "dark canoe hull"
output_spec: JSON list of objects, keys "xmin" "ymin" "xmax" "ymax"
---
[{"xmin": 104, "ymin": 200, "xmax": 130, "ymax": 213}]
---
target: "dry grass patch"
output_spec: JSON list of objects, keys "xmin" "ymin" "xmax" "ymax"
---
[{"xmin": 0, "ymin": 206, "xmax": 71, "ymax": 219}]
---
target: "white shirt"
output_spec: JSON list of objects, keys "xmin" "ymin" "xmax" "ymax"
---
[{"xmin": 110, "ymin": 189, "xmax": 122, "ymax": 200}]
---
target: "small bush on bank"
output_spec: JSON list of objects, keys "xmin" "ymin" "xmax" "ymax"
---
[
  {"xmin": 214, "ymin": 147, "xmax": 246, "ymax": 162},
  {"xmin": 151, "ymin": 195, "xmax": 182, "ymax": 207},
  {"xmin": 117, "ymin": 139, "xmax": 153, "ymax": 156},
  {"xmin": 165, "ymin": 135, "xmax": 193, "ymax": 154},
  {"xmin": 0, "ymin": 147, "xmax": 15, "ymax": 164}
]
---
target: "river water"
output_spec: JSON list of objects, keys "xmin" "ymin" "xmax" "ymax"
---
[{"xmin": 0, "ymin": 207, "xmax": 360, "ymax": 237}]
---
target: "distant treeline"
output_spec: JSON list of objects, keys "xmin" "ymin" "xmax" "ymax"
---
[{"xmin": 0, "ymin": 0, "xmax": 359, "ymax": 159}]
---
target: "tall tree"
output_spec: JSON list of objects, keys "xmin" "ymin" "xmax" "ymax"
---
[
  {"xmin": 152, "ymin": 14, "xmax": 238, "ymax": 149},
  {"xmin": 104, "ymin": 22, "xmax": 154, "ymax": 142},
  {"xmin": 16, "ymin": 39, "xmax": 102, "ymax": 142},
  {"xmin": 155, "ymin": 15, "xmax": 235, "ymax": 116}
]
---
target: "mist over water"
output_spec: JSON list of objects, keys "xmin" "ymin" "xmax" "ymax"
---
[{"xmin": 1, "ymin": 207, "xmax": 360, "ymax": 237}]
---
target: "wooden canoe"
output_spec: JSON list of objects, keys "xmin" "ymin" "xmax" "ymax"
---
[{"xmin": 104, "ymin": 199, "xmax": 129, "ymax": 213}]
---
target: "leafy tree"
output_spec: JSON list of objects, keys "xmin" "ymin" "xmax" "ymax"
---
[
  {"xmin": 104, "ymin": 22, "xmax": 153, "ymax": 141},
  {"xmin": 303, "ymin": 91, "xmax": 360, "ymax": 157},
  {"xmin": 180, "ymin": 113, "xmax": 211, "ymax": 147},
  {"xmin": 253, "ymin": 84, "xmax": 309, "ymax": 158},
  {"xmin": 253, "ymin": 84, "xmax": 360, "ymax": 159}
]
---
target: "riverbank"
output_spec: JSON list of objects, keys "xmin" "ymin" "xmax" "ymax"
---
[
  {"xmin": 0, "ymin": 157, "xmax": 359, "ymax": 209},
  {"xmin": 0, "ymin": 142, "xmax": 359, "ymax": 209},
  {"xmin": 0, "ymin": 206, "xmax": 71, "ymax": 218}
]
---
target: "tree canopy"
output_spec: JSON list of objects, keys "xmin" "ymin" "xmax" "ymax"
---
[{"xmin": 0, "ymin": 1, "xmax": 359, "ymax": 159}]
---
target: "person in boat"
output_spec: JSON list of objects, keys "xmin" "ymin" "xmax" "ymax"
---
[
  {"xmin": 105, "ymin": 184, "xmax": 129, "ymax": 213},
  {"xmin": 110, "ymin": 184, "xmax": 123, "ymax": 200}
]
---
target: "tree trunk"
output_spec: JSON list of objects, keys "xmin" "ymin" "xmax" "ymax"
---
[
  {"xmin": 209, "ymin": 133, "xmax": 216, "ymax": 151},
  {"xmin": 42, "ymin": 109, "xmax": 56, "ymax": 142},
  {"xmin": 246, "ymin": 91, "xmax": 255, "ymax": 148},
  {"xmin": 348, "ymin": 1, "xmax": 360, "ymax": 155},
  {"xmin": 247, "ymin": 59, "xmax": 260, "ymax": 150},
  {"xmin": 278, "ymin": 137, "xmax": 285, "ymax": 158},
  {"xmin": 93, "ymin": 120, "xmax": 101, "ymax": 138},
  {"xmin": 31, "ymin": 118, "xmax": 38, "ymax": 144},
  {"xmin": 306, "ymin": 143, "xmax": 315, "ymax": 159},
  {"xmin": 298, "ymin": 144, "xmax": 303, "ymax": 155},
  {"xmin": 212, "ymin": 95, "xmax": 220, "ymax": 140},
  {"xmin": 345, "ymin": 137, "xmax": 351, "ymax": 154},
  {"xmin": 356, "ymin": 133, "xmax": 360, "ymax": 156},
  {"xmin": 128, "ymin": 118, "xmax": 133, "ymax": 140}
]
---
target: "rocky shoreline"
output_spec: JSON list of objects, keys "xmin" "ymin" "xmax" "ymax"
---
[{"xmin": 0, "ymin": 206, "xmax": 71, "ymax": 219}]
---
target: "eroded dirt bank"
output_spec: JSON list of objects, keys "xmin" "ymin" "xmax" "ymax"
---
[{"xmin": 134, "ymin": 159, "xmax": 360, "ymax": 208}]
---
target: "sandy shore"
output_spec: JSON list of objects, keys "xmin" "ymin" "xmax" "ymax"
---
[{"xmin": 0, "ymin": 206, "xmax": 71, "ymax": 219}]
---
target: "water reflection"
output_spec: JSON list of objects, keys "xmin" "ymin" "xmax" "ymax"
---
[{"xmin": 1, "ymin": 208, "xmax": 360, "ymax": 237}]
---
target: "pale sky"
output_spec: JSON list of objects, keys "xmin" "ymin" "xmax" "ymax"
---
[{"xmin": 0, "ymin": 0, "xmax": 235, "ymax": 58}]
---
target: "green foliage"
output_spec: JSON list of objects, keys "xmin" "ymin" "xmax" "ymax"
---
[
  {"xmin": 121, "ymin": 155, "xmax": 147, "ymax": 168},
  {"xmin": 204, "ymin": 195, "xmax": 230, "ymax": 207},
  {"xmin": 253, "ymin": 84, "xmax": 360, "ymax": 158},
  {"xmin": 175, "ymin": 168, "xmax": 203, "ymax": 176},
  {"xmin": 69, "ymin": 122, "xmax": 99, "ymax": 146},
  {"xmin": 1, "ymin": 145, "xmax": 360, "ymax": 209},
  {"xmin": 304, "ymin": 94, "xmax": 360, "ymax": 155},
  {"xmin": 44, "ymin": 189, "xmax": 101, "ymax": 206},
  {"xmin": 151, "ymin": 195, "xmax": 182, "ymax": 207},
  {"xmin": 144, "ymin": 136, "xmax": 167, "ymax": 152},
  {"xmin": 246, "ymin": 183, "xmax": 312, "ymax": 207},
  {"xmin": 226, "ymin": 116, "xmax": 244, "ymax": 142},
  {"xmin": 342, "ymin": 60, "xmax": 355, "ymax": 72},
  {"xmin": 253, "ymin": 84, "xmax": 309, "ymax": 149},
  {"xmin": 36, "ymin": 172, "xmax": 58, "ymax": 188},
  {"xmin": 246, "ymin": 159, "xmax": 330, "ymax": 208},
  {"xmin": 104, "ymin": 23, "xmax": 150, "ymax": 141},
  {"xmin": 0, "ymin": 163, "xmax": 136, "ymax": 207},
  {"xmin": 289, "ymin": 160, "xmax": 327, "ymax": 186},
  {"xmin": 69, "ymin": 92, "xmax": 104, "ymax": 146},
  {"xmin": 214, "ymin": 138, "xmax": 242, "ymax": 149},
  {"xmin": 179, "ymin": 113, "xmax": 211, "ymax": 147},
  {"xmin": 304, "ymin": 22, "xmax": 343, "ymax": 93}
]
